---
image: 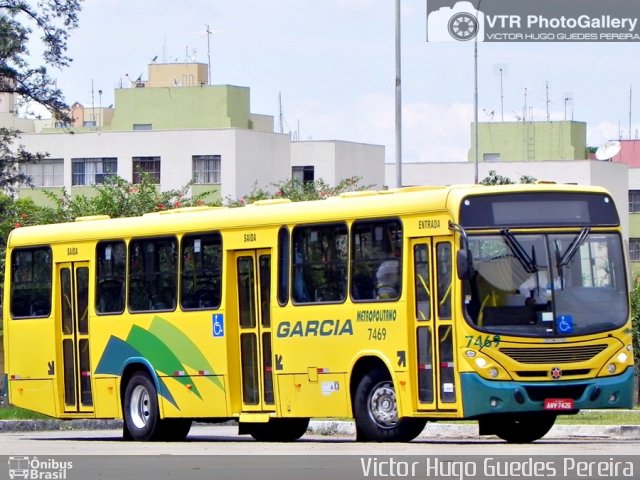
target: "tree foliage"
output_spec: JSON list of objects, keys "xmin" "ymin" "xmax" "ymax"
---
[
  {"xmin": 0, "ymin": 0, "xmax": 83, "ymax": 195},
  {"xmin": 480, "ymin": 169, "xmax": 537, "ymax": 185},
  {"xmin": 0, "ymin": 0, "xmax": 82, "ymax": 117},
  {"xmin": 38, "ymin": 173, "xmax": 208, "ymax": 222},
  {"xmin": 226, "ymin": 176, "xmax": 368, "ymax": 206},
  {"xmin": 629, "ymin": 281, "xmax": 640, "ymax": 378}
]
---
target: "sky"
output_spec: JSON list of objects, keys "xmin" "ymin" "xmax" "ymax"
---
[{"xmin": 35, "ymin": 0, "xmax": 640, "ymax": 164}]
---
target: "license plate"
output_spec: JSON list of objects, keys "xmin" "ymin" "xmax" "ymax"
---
[{"xmin": 544, "ymin": 398, "xmax": 574, "ymax": 410}]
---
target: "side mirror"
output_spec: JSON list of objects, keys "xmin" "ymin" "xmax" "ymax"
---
[{"xmin": 457, "ymin": 249, "xmax": 475, "ymax": 280}]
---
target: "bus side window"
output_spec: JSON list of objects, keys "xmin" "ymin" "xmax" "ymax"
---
[
  {"xmin": 351, "ymin": 219, "xmax": 402, "ymax": 302},
  {"xmin": 277, "ymin": 227, "xmax": 290, "ymax": 306},
  {"xmin": 129, "ymin": 237, "xmax": 178, "ymax": 312},
  {"xmin": 180, "ymin": 233, "xmax": 222, "ymax": 310},
  {"xmin": 96, "ymin": 241, "xmax": 126, "ymax": 314},
  {"xmin": 10, "ymin": 247, "xmax": 52, "ymax": 318},
  {"xmin": 292, "ymin": 223, "xmax": 347, "ymax": 304},
  {"xmin": 436, "ymin": 242, "xmax": 452, "ymax": 319},
  {"xmin": 414, "ymin": 244, "xmax": 430, "ymax": 320}
]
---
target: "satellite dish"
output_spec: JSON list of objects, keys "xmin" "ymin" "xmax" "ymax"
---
[{"xmin": 595, "ymin": 140, "xmax": 621, "ymax": 161}]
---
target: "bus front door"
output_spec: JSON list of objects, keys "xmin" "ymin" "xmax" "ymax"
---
[
  {"xmin": 57, "ymin": 262, "xmax": 93, "ymax": 413},
  {"xmin": 234, "ymin": 250, "xmax": 275, "ymax": 413},
  {"xmin": 411, "ymin": 238, "xmax": 459, "ymax": 413}
]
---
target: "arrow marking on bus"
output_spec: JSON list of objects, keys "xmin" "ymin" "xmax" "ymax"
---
[{"xmin": 397, "ymin": 351, "xmax": 406, "ymax": 367}]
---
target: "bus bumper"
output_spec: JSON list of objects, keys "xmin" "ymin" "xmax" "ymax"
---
[{"xmin": 459, "ymin": 367, "xmax": 635, "ymax": 418}]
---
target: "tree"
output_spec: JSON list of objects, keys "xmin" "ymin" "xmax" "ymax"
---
[
  {"xmin": 630, "ymin": 281, "xmax": 640, "ymax": 401},
  {"xmin": 39, "ymin": 173, "xmax": 210, "ymax": 222},
  {"xmin": 480, "ymin": 170, "xmax": 537, "ymax": 185},
  {"xmin": 0, "ymin": 0, "xmax": 83, "ymax": 194},
  {"xmin": 226, "ymin": 176, "xmax": 369, "ymax": 206}
]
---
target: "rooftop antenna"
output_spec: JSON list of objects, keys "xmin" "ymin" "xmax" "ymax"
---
[
  {"xmin": 493, "ymin": 64, "xmax": 507, "ymax": 122},
  {"xmin": 206, "ymin": 24, "xmax": 212, "ymax": 85},
  {"xmin": 618, "ymin": 120, "xmax": 622, "ymax": 140},
  {"xmin": 545, "ymin": 81, "xmax": 550, "ymax": 121},
  {"xmin": 91, "ymin": 79, "xmax": 95, "ymax": 127},
  {"xmin": 482, "ymin": 108, "xmax": 494, "ymax": 120},
  {"xmin": 563, "ymin": 92, "xmax": 573, "ymax": 121},
  {"xmin": 278, "ymin": 92, "xmax": 284, "ymax": 134},
  {"xmin": 629, "ymin": 85, "xmax": 633, "ymax": 140}
]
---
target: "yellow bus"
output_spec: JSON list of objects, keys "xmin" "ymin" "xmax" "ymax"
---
[{"xmin": 2, "ymin": 183, "xmax": 635, "ymax": 442}]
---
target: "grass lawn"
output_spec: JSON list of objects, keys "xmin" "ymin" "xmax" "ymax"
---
[
  {"xmin": 555, "ymin": 409, "xmax": 640, "ymax": 425},
  {"xmin": 0, "ymin": 406, "xmax": 48, "ymax": 420}
]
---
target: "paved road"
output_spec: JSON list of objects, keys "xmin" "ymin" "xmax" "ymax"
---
[{"xmin": 0, "ymin": 424, "xmax": 638, "ymax": 480}]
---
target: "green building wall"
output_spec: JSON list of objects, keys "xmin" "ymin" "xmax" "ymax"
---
[
  {"xmin": 19, "ymin": 185, "xmax": 223, "ymax": 207},
  {"xmin": 469, "ymin": 121, "xmax": 587, "ymax": 162},
  {"xmin": 110, "ymin": 85, "xmax": 251, "ymax": 131}
]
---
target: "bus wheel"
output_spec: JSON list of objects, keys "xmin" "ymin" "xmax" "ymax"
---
[
  {"xmin": 156, "ymin": 419, "xmax": 192, "ymax": 441},
  {"xmin": 493, "ymin": 413, "xmax": 557, "ymax": 443},
  {"xmin": 249, "ymin": 418, "xmax": 310, "ymax": 442},
  {"xmin": 123, "ymin": 372, "xmax": 161, "ymax": 441},
  {"xmin": 354, "ymin": 366, "xmax": 426, "ymax": 442}
]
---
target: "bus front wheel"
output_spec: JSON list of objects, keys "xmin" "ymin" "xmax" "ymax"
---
[
  {"xmin": 353, "ymin": 366, "xmax": 426, "ymax": 442},
  {"xmin": 248, "ymin": 418, "xmax": 310, "ymax": 442},
  {"xmin": 123, "ymin": 372, "xmax": 161, "ymax": 441},
  {"xmin": 490, "ymin": 413, "xmax": 557, "ymax": 443}
]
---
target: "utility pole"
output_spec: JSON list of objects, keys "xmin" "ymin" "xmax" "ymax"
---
[
  {"xmin": 395, "ymin": 0, "xmax": 402, "ymax": 188},
  {"xmin": 206, "ymin": 24, "xmax": 212, "ymax": 85},
  {"xmin": 474, "ymin": 40, "xmax": 479, "ymax": 184}
]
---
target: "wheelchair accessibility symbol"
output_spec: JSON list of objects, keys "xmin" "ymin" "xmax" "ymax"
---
[
  {"xmin": 556, "ymin": 315, "xmax": 574, "ymax": 334},
  {"xmin": 212, "ymin": 314, "xmax": 224, "ymax": 337}
]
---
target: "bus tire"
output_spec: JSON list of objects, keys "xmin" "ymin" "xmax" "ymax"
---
[
  {"xmin": 156, "ymin": 419, "xmax": 192, "ymax": 441},
  {"xmin": 493, "ymin": 413, "xmax": 557, "ymax": 443},
  {"xmin": 354, "ymin": 366, "xmax": 426, "ymax": 442},
  {"xmin": 123, "ymin": 372, "xmax": 161, "ymax": 441},
  {"xmin": 249, "ymin": 418, "xmax": 310, "ymax": 442}
]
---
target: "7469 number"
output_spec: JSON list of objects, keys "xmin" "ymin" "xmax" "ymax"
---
[
  {"xmin": 368, "ymin": 328, "xmax": 387, "ymax": 341},
  {"xmin": 465, "ymin": 335, "xmax": 501, "ymax": 348}
]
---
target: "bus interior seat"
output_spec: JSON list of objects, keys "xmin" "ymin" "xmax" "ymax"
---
[{"xmin": 98, "ymin": 279, "xmax": 124, "ymax": 312}]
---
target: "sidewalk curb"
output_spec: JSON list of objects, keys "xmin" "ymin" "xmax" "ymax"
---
[
  {"xmin": 306, "ymin": 420, "xmax": 640, "ymax": 439},
  {"xmin": 1, "ymin": 419, "xmax": 639, "ymax": 439}
]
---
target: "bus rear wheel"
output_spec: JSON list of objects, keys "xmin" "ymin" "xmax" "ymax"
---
[
  {"xmin": 354, "ymin": 366, "xmax": 426, "ymax": 442},
  {"xmin": 248, "ymin": 418, "xmax": 310, "ymax": 442},
  {"xmin": 492, "ymin": 413, "xmax": 557, "ymax": 443},
  {"xmin": 123, "ymin": 372, "xmax": 161, "ymax": 441}
]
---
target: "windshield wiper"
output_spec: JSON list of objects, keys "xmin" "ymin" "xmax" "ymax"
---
[
  {"xmin": 557, "ymin": 227, "xmax": 590, "ymax": 269},
  {"xmin": 500, "ymin": 228, "xmax": 538, "ymax": 274},
  {"xmin": 554, "ymin": 227, "xmax": 590, "ymax": 290}
]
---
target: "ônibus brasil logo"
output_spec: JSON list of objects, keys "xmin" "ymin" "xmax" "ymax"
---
[{"xmin": 8, "ymin": 456, "xmax": 73, "ymax": 480}]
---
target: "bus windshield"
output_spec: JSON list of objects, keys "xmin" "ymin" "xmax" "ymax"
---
[{"xmin": 463, "ymin": 231, "xmax": 627, "ymax": 337}]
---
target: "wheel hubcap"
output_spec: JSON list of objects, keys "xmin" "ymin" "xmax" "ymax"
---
[
  {"xmin": 130, "ymin": 385, "xmax": 151, "ymax": 429},
  {"xmin": 368, "ymin": 381, "xmax": 398, "ymax": 428}
]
